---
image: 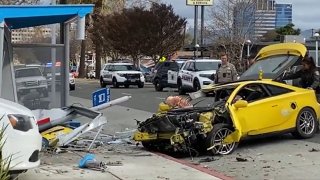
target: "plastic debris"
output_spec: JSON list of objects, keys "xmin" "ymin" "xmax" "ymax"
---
[
  {"xmin": 236, "ymin": 157, "xmax": 248, "ymax": 162},
  {"xmin": 79, "ymin": 154, "xmax": 107, "ymax": 172}
]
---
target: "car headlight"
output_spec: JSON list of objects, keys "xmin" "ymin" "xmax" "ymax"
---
[
  {"xmin": 117, "ymin": 73, "xmax": 125, "ymax": 77},
  {"xmin": 8, "ymin": 114, "xmax": 33, "ymax": 132}
]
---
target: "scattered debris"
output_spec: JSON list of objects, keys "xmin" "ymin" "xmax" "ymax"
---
[
  {"xmin": 157, "ymin": 176, "xmax": 170, "ymax": 180},
  {"xmin": 296, "ymin": 154, "xmax": 303, "ymax": 157},
  {"xmin": 263, "ymin": 166, "xmax": 271, "ymax": 169},
  {"xmin": 79, "ymin": 154, "xmax": 107, "ymax": 172},
  {"xmin": 236, "ymin": 157, "xmax": 248, "ymax": 162},
  {"xmin": 278, "ymin": 160, "xmax": 281, "ymax": 163},
  {"xmin": 106, "ymin": 161, "xmax": 123, "ymax": 166},
  {"xmin": 198, "ymin": 157, "xmax": 217, "ymax": 163},
  {"xmin": 309, "ymin": 148, "xmax": 320, "ymax": 152}
]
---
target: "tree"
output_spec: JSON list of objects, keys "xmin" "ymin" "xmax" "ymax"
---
[
  {"xmin": 261, "ymin": 30, "xmax": 278, "ymax": 42},
  {"xmin": 143, "ymin": 3, "xmax": 186, "ymax": 62},
  {"xmin": 102, "ymin": 3, "xmax": 186, "ymax": 65},
  {"xmin": 275, "ymin": 23, "xmax": 301, "ymax": 41},
  {"xmin": 207, "ymin": 0, "xmax": 257, "ymax": 71}
]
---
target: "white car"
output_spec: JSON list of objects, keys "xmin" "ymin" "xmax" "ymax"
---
[
  {"xmin": 100, "ymin": 63, "xmax": 145, "ymax": 88},
  {"xmin": 0, "ymin": 98, "xmax": 42, "ymax": 174},
  {"xmin": 15, "ymin": 67, "xmax": 49, "ymax": 98},
  {"xmin": 177, "ymin": 59, "xmax": 221, "ymax": 95}
]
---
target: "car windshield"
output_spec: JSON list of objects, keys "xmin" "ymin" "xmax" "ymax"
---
[
  {"xmin": 195, "ymin": 61, "xmax": 220, "ymax": 71},
  {"xmin": 15, "ymin": 68, "xmax": 42, "ymax": 78},
  {"xmin": 241, "ymin": 55, "xmax": 299, "ymax": 79},
  {"xmin": 114, "ymin": 65, "xmax": 136, "ymax": 71}
]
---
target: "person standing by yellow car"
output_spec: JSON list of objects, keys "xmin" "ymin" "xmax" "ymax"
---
[
  {"xmin": 214, "ymin": 52, "xmax": 238, "ymax": 84},
  {"xmin": 283, "ymin": 56, "xmax": 320, "ymax": 94}
]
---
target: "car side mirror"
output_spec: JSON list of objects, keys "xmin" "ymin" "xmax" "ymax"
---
[{"xmin": 233, "ymin": 100, "xmax": 248, "ymax": 109}]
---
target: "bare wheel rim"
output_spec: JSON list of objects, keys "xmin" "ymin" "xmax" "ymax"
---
[
  {"xmin": 299, "ymin": 111, "xmax": 315, "ymax": 135},
  {"xmin": 211, "ymin": 128, "xmax": 236, "ymax": 155}
]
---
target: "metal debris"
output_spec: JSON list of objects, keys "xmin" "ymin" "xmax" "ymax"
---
[
  {"xmin": 236, "ymin": 157, "xmax": 248, "ymax": 162},
  {"xmin": 198, "ymin": 157, "xmax": 217, "ymax": 163},
  {"xmin": 309, "ymin": 148, "xmax": 320, "ymax": 152},
  {"xmin": 106, "ymin": 161, "xmax": 123, "ymax": 166}
]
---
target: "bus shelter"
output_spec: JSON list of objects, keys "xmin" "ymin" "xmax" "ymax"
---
[{"xmin": 0, "ymin": 5, "xmax": 93, "ymax": 109}]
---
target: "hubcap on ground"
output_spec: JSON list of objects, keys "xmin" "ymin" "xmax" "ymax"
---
[
  {"xmin": 211, "ymin": 128, "xmax": 235, "ymax": 155},
  {"xmin": 299, "ymin": 111, "xmax": 315, "ymax": 135}
]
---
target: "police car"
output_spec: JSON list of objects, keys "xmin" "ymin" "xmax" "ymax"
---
[
  {"xmin": 100, "ymin": 62, "xmax": 145, "ymax": 88},
  {"xmin": 177, "ymin": 59, "xmax": 221, "ymax": 95}
]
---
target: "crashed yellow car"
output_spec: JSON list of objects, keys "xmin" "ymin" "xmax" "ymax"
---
[{"xmin": 133, "ymin": 43, "xmax": 320, "ymax": 155}]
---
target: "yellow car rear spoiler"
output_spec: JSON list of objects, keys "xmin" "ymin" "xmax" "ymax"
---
[{"xmin": 256, "ymin": 43, "xmax": 307, "ymax": 60}]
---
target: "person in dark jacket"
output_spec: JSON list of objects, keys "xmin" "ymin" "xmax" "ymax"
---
[{"xmin": 283, "ymin": 56, "xmax": 320, "ymax": 93}]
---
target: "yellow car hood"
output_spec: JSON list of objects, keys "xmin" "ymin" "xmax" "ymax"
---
[{"xmin": 256, "ymin": 42, "xmax": 307, "ymax": 60}]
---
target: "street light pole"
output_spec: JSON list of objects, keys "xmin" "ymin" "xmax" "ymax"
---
[
  {"xmin": 314, "ymin": 33, "xmax": 320, "ymax": 67},
  {"xmin": 245, "ymin": 39, "xmax": 251, "ymax": 58}
]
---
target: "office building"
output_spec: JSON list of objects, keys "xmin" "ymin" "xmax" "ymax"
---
[{"xmin": 275, "ymin": 3, "xmax": 293, "ymax": 28}]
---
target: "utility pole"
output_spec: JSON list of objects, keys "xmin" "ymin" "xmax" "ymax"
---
[
  {"xmin": 194, "ymin": 5, "xmax": 198, "ymax": 59},
  {"xmin": 200, "ymin": 5, "xmax": 205, "ymax": 57}
]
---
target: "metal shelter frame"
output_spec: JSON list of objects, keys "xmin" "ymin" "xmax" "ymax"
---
[{"xmin": 0, "ymin": 5, "xmax": 94, "ymax": 107}]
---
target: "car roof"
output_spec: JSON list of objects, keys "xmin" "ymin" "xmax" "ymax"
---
[
  {"xmin": 104, "ymin": 63, "xmax": 133, "ymax": 66},
  {"xmin": 186, "ymin": 59, "xmax": 221, "ymax": 62},
  {"xmin": 15, "ymin": 67, "xmax": 40, "ymax": 71}
]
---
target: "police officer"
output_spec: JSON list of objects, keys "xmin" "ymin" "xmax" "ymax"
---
[
  {"xmin": 215, "ymin": 53, "xmax": 238, "ymax": 84},
  {"xmin": 283, "ymin": 56, "xmax": 320, "ymax": 93}
]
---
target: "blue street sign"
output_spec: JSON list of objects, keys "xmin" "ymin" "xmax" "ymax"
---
[{"xmin": 92, "ymin": 88, "xmax": 110, "ymax": 107}]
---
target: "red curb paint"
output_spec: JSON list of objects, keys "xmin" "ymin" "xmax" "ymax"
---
[{"xmin": 154, "ymin": 152, "xmax": 233, "ymax": 180}]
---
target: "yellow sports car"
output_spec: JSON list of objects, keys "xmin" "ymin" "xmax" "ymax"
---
[{"xmin": 133, "ymin": 43, "xmax": 320, "ymax": 155}]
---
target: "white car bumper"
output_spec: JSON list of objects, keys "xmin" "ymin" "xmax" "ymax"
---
[{"xmin": 2, "ymin": 120, "xmax": 42, "ymax": 171}]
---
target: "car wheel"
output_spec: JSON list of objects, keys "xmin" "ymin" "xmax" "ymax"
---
[
  {"xmin": 112, "ymin": 78, "xmax": 119, "ymax": 88},
  {"xmin": 100, "ymin": 77, "xmax": 106, "ymax": 88},
  {"xmin": 138, "ymin": 82, "xmax": 144, "ymax": 88},
  {"xmin": 178, "ymin": 79, "xmax": 185, "ymax": 95},
  {"xmin": 193, "ymin": 79, "xmax": 201, "ymax": 91},
  {"xmin": 124, "ymin": 84, "xmax": 130, "ymax": 88},
  {"xmin": 206, "ymin": 123, "xmax": 238, "ymax": 155},
  {"xmin": 154, "ymin": 79, "xmax": 163, "ymax": 91},
  {"xmin": 292, "ymin": 107, "xmax": 318, "ymax": 139}
]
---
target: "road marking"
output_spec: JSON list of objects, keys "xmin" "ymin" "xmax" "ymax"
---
[{"xmin": 122, "ymin": 93, "xmax": 132, "ymax": 96}]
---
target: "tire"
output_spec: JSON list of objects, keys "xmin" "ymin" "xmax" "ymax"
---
[
  {"xmin": 154, "ymin": 79, "xmax": 163, "ymax": 91},
  {"xmin": 292, "ymin": 107, "xmax": 318, "ymax": 139},
  {"xmin": 138, "ymin": 82, "xmax": 144, "ymax": 88},
  {"xmin": 206, "ymin": 123, "xmax": 238, "ymax": 155},
  {"xmin": 124, "ymin": 84, "xmax": 130, "ymax": 88},
  {"xmin": 100, "ymin": 77, "xmax": 107, "ymax": 88},
  {"xmin": 193, "ymin": 79, "xmax": 201, "ymax": 91},
  {"xmin": 178, "ymin": 79, "xmax": 185, "ymax": 95},
  {"xmin": 112, "ymin": 78, "xmax": 119, "ymax": 88}
]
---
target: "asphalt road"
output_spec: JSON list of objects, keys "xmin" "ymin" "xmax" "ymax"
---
[{"xmin": 70, "ymin": 78, "xmax": 180, "ymax": 113}]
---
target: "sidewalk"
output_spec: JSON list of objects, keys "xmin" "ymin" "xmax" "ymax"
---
[{"xmin": 19, "ymin": 96, "xmax": 228, "ymax": 180}]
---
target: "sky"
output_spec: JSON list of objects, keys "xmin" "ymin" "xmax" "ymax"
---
[{"xmin": 161, "ymin": 0, "xmax": 319, "ymax": 30}]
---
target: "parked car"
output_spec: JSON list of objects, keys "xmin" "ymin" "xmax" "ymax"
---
[
  {"xmin": 87, "ymin": 70, "xmax": 96, "ymax": 79},
  {"xmin": 140, "ymin": 65, "xmax": 152, "ymax": 82},
  {"xmin": 43, "ymin": 63, "xmax": 76, "ymax": 91},
  {"xmin": 15, "ymin": 67, "xmax": 49, "ymax": 99},
  {"xmin": 177, "ymin": 59, "xmax": 221, "ymax": 95},
  {"xmin": 133, "ymin": 43, "xmax": 319, "ymax": 155},
  {"xmin": 100, "ymin": 63, "xmax": 145, "ymax": 88},
  {"xmin": 153, "ymin": 60, "xmax": 186, "ymax": 91},
  {"xmin": 0, "ymin": 97, "xmax": 42, "ymax": 174}
]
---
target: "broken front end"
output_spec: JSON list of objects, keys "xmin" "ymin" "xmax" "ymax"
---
[{"xmin": 134, "ymin": 94, "xmax": 238, "ymax": 155}]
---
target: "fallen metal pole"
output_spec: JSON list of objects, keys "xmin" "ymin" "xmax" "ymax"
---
[{"xmin": 38, "ymin": 96, "xmax": 131, "ymax": 132}]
